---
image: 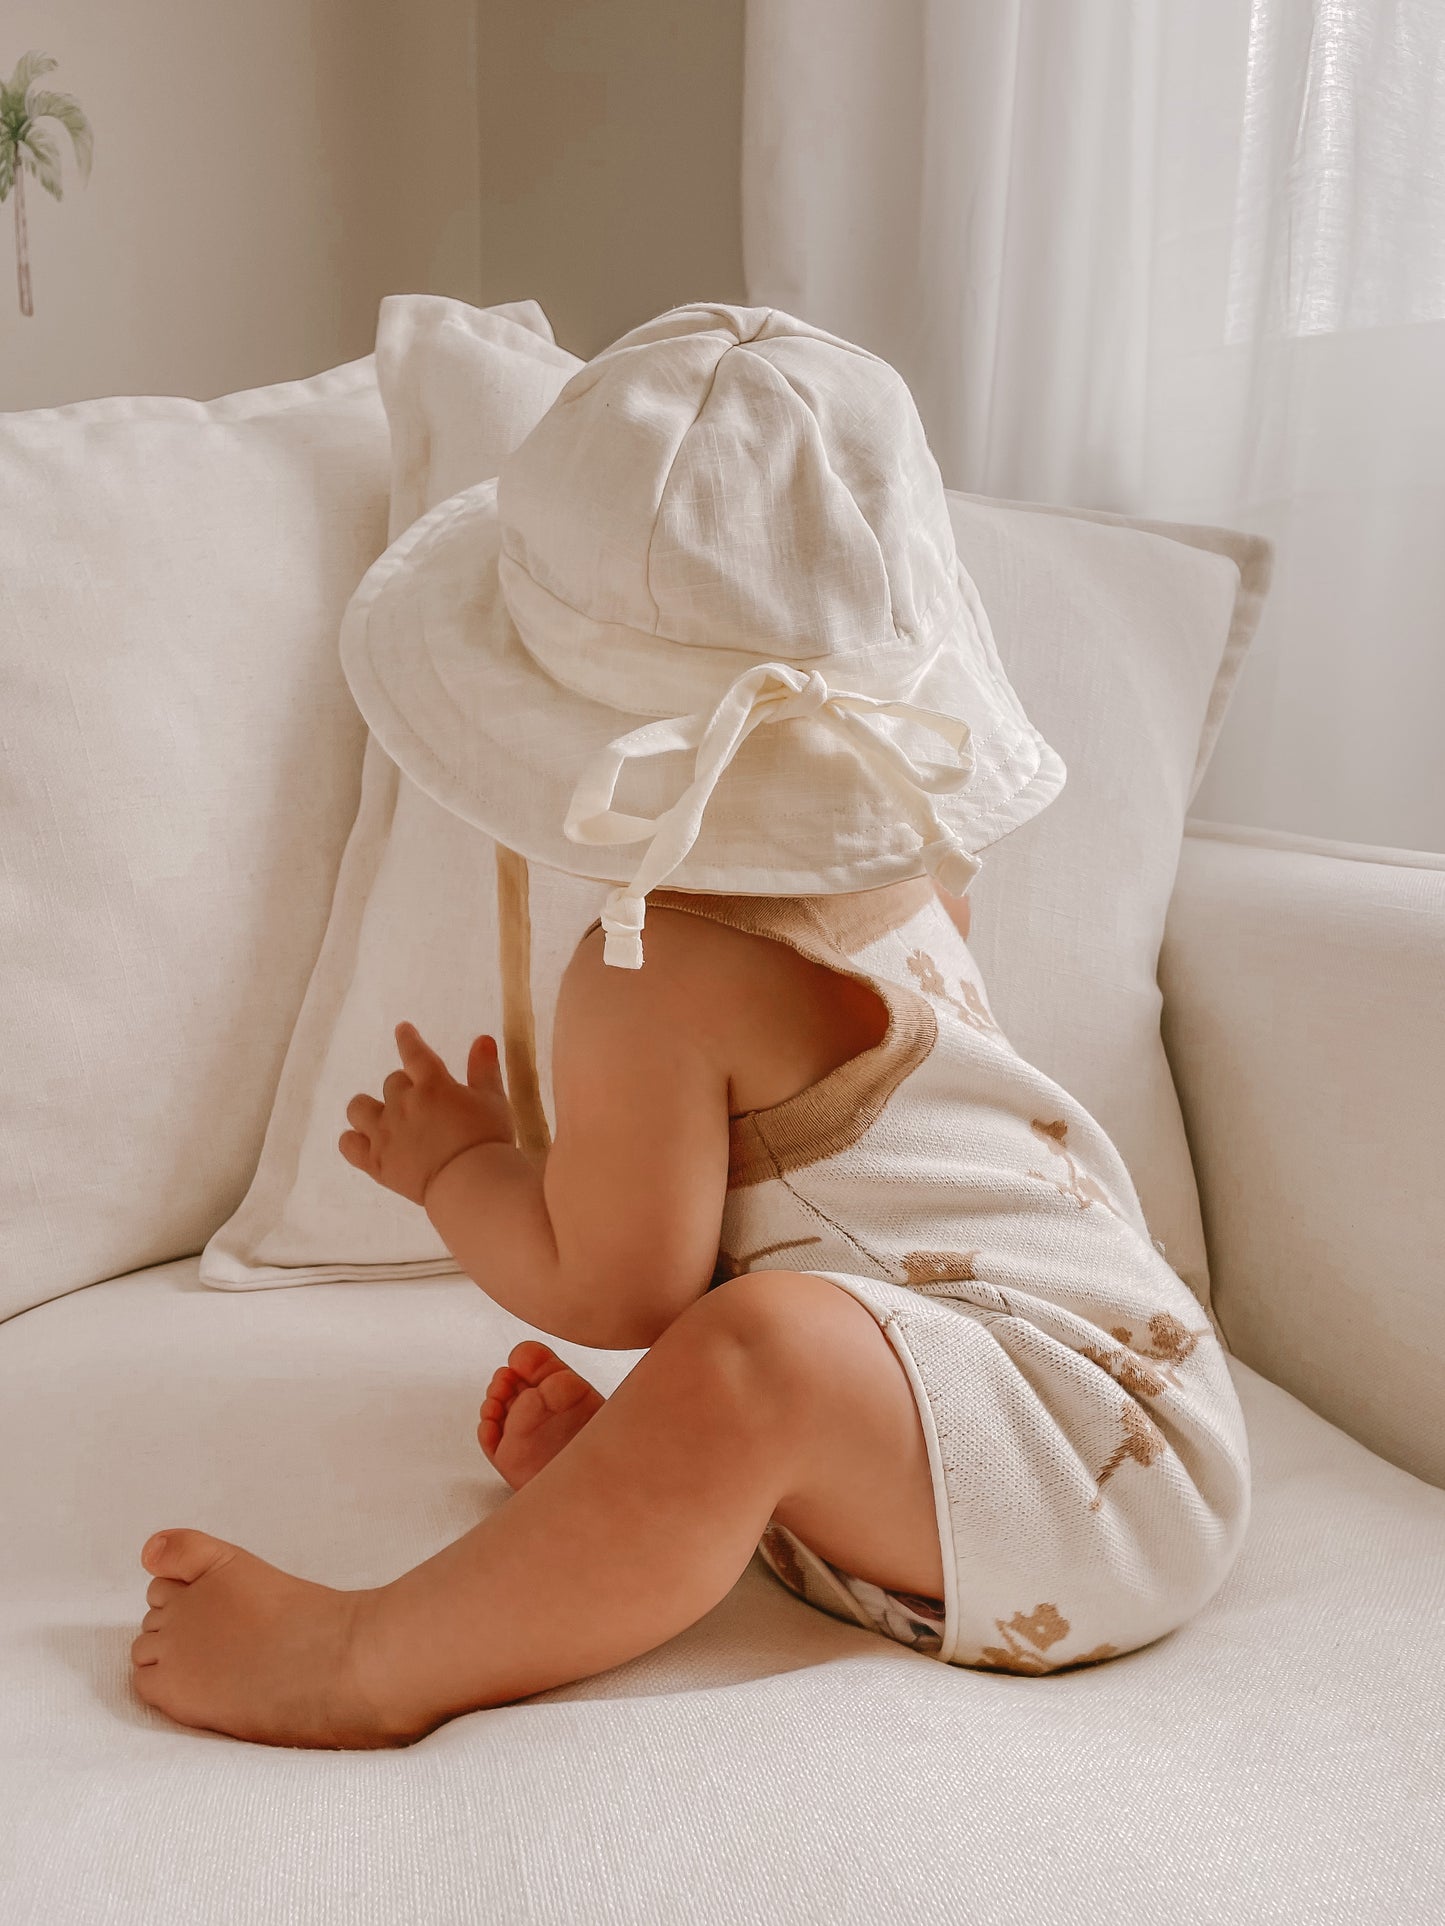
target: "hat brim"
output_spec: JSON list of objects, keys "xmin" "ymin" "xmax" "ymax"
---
[{"xmin": 338, "ymin": 478, "xmax": 1066, "ymax": 896}]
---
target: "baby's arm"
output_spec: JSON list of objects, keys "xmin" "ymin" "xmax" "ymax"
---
[{"xmin": 423, "ymin": 920, "xmax": 733, "ymax": 1351}]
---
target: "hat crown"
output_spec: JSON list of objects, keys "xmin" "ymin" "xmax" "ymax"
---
[
  {"xmin": 339, "ymin": 296, "xmax": 1065, "ymax": 957},
  {"xmin": 495, "ymin": 304, "xmax": 964, "ymax": 700}
]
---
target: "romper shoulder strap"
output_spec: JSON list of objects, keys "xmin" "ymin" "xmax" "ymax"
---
[
  {"xmin": 640, "ymin": 878, "xmax": 941, "ymax": 1188},
  {"xmin": 645, "ymin": 875, "xmax": 936, "ymax": 969}
]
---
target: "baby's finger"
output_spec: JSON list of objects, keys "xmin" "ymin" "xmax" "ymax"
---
[
  {"xmin": 337, "ymin": 1130, "xmax": 373, "ymax": 1171},
  {"xmin": 346, "ymin": 1092, "xmax": 382, "ymax": 1129},
  {"xmin": 395, "ymin": 1020, "xmax": 447, "ymax": 1083},
  {"xmin": 467, "ymin": 1034, "xmax": 505, "ymax": 1092}
]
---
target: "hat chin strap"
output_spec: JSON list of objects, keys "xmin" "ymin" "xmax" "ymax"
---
[{"xmin": 563, "ymin": 661, "xmax": 981, "ymax": 969}]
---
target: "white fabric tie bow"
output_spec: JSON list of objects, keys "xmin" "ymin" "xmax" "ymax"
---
[{"xmin": 563, "ymin": 661, "xmax": 981, "ymax": 967}]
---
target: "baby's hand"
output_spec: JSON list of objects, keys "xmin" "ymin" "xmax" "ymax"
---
[{"xmin": 338, "ymin": 1022, "xmax": 516, "ymax": 1207}]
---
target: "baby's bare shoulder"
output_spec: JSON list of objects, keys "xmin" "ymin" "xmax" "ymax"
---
[
  {"xmin": 562, "ymin": 902, "xmax": 887, "ymax": 1115},
  {"xmin": 563, "ymin": 904, "xmax": 790, "ymax": 1030}
]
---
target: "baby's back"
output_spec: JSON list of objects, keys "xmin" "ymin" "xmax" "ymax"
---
[{"xmin": 647, "ymin": 878, "xmax": 1179, "ymax": 1315}]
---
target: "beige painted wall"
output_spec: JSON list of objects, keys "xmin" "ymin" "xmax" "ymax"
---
[
  {"xmin": 1, "ymin": 0, "xmax": 483, "ymax": 409},
  {"xmin": 0, "ymin": 0, "xmax": 746, "ymax": 411},
  {"xmin": 475, "ymin": 0, "xmax": 746, "ymax": 361}
]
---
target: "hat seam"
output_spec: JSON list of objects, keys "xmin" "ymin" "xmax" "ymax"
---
[
  {"xmin": 764, "ymin": 351, "xmax": 967, "ymax": 648},
  {"xmin": 741, "ymin": 347, "xmax": 903, "ymax": 644},
  {"xmin": 741, "ymin": 321, "xmax": 892, "ymax": 376},
  {"xmin": 638, "ymin": 336, "xmax": 896, "ymax": 646},
  {"xmin": 642, "ymin": 338, "xmax": 735, "ymax": 637}
]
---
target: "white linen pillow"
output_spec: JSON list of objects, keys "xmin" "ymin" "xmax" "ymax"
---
[
  {"xmin": 1, "ymin": 358, "xmax": 391, "ymax": 1321},
  {"xmin": 202, "ymin": 296, "xmax": 1270, "ymax": 1322},
  {"xmin": 201, "ymin": 298, "xmax": 607, "ymax": 1288}
]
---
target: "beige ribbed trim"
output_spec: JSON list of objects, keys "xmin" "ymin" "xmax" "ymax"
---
[
  {"xmin": 798, "ymin": 875, "xmax": 937, "ymax": 953},
  {"xmin": 647, "ymin": 884, "xmax": 938, "ymax": 1188}
]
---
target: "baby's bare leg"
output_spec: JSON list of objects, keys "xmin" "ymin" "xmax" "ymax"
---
[{"xmin": 130, "ymin": 1272, "xmax": 943, "ymax": 1748}]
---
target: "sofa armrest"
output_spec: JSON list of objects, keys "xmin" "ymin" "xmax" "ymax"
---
[{"xmin": 1160, "ymin": 820, "xmax": 1445, "ymax": 1488}]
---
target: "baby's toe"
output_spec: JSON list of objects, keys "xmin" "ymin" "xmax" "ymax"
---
[
  {"xmin": 131, "ymin": 1630, "xmax": 161, "ymax": 1669},
  {"xmin": 140, "ymin": 1527, "xmax": 240, "ymax": 1584},
  {"xmin": 536, "ymin": 1366, "xmax": 599, "ymax": 1415},
  {"xmin": 146, "ymin": 1577, "xmax": 185, "ymax": 1608},
  {"xmin": 508, "ymin": 1340, "xmax": 565, "ymax": 1382}
]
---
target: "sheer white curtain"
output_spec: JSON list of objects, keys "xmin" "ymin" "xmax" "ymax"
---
[{"xmin": 742, "ymin": 0, "xmax": 1445, "ymax": 853}]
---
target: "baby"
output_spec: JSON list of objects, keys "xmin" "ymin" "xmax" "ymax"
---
[{"xmin": 129, "ymin": 305, "xmax": 1251, "ymax": 1747}]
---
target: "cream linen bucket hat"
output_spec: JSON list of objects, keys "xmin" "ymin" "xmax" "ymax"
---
[{"xmin": 339, "ymin": 302, "xmax": 1066, "ymax": 971}]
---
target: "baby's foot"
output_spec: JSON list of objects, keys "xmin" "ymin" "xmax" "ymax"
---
[
  {"xmin": 130, "ymin": 1528, "xmax": 411, "ymax": 1748},
  {"xmin": 478, "ymin": 1340, "xmax": 605, "ymax": 1490}
]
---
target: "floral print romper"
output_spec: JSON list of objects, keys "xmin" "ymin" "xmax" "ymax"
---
[{"xmin": 651, "ymin": 878, "xmax": 1252, "ymax": 1673}]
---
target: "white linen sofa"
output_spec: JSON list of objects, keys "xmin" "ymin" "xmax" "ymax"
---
[{"xmin": 3, "ymin": 334, "xmax": 1444, "ymax": 1924}]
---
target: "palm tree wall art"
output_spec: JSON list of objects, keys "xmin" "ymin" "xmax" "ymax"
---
[{"xmin": 1, "ymin": 51, "xmax": 93, "ymax": 319}]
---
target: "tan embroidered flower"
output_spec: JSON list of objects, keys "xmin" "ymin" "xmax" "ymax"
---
[
  {"xmin": 972, "ymin": 1599, "xmax": 1119, "ymax": 1674},
  {"xmin": 901, "ymin": 1250, "xmax": 980, "ymax": 1285},
  {"xmin": 905, "ymin": 948, "xmax": 1006, "ymax": 1038},
  {"xmin": 1088, "ymin": 1400, "xmax": 1169, "ymax": 1511},
  {"xmin": 1079, "ymin": 1341, "xmax": 1168, "ymax": 1400},
  {"xmin": 1009, "ymin": 1602, "xmax": 1069, "ymax": 1650},
  {"xmin": 1028, "ymin": 1118, "xmax": 1124, "ymax": 1216},
  {"xmin": 905, "ymin": 949, "xmax": 948, "ymax": 999},
  {"xmin": 955, "ymin": 977, "xmax": 1001, "ymax": 1033},
  {"xmin": 1141, "ymin": 1312, "xmax": 1204, "ymax": 1362},
  {"xmin": 1101, "ymin": 1311, "xmax": 1210, "ymax": 1386}
]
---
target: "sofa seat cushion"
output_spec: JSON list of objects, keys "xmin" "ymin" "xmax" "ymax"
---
[{"xmin": 2, "ymin": 1263, "xmax": 1441, "ymax": 1924}]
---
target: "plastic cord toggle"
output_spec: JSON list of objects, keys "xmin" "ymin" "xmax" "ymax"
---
[
  {"xmin": 919, "ymin": 833, "xmax": 982, "ymax": 897},
  {"xmin": 601, "ymin": 890, "xmax": 647, "ymax": 970}
]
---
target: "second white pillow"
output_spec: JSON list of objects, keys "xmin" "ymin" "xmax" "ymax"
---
[{"xmin": 202, "ymin": 299, "xmax": 605, "ymax": 1288}]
